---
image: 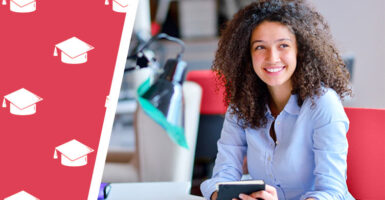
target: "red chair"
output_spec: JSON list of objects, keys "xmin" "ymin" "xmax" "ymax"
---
[
  {"xmin": 186, "ymin": 70, "xmax": 227, "ymax": 161},
  {"xmin": 345, "ymin": 107, "xmax": 385, "ymax": 200},
  {"xmin": 186, "ymin": 70, "xmax": 227, "ymax": 115}
]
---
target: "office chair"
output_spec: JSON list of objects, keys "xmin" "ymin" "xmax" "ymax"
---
[
  {"xmin": 345, "ymin": 107, "xmax": 385, "ymax": 199},
  {"xmin": 186, "ymin": 69, "xmax": 227, "ymax": 162},
  {"xmin": 187, "ymin": 70, "xmax": 228, "ymax": 159}
]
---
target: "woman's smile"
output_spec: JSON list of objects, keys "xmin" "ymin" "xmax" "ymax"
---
[{"xmin": 264, "ymin": 65, "xmax": 286, "ymax": 74}]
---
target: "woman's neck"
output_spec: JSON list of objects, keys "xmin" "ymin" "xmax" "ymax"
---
[{"xmin": 268, "ymin": 83, "xmax": 293, "ymax": 116}]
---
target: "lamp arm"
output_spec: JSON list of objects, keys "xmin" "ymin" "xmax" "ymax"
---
[
  {"xmin": 138, "ymin": 33, "xmax": 185, "ymax": 59},
  {"xmin": 126, "ymin": 33, "xmax": 185, "ymax": 72}
]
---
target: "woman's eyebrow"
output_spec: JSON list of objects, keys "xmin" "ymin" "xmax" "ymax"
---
[
  {"xmin": 250, "ymin": 40, "xmax": 264, "ymax": 46},
  {"xmin": 276, "ymin": 38, "xmax": 292, "ymax": 42},
  {"xmin": 250, "ymin": 38, "xmax": 292, "ymax": 46}
]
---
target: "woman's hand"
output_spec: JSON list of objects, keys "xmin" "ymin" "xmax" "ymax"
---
[
  {"xmin": 211, "ymin": 191, "xmax": 218, "ymax": 200},
  {"xmin": 235, "ymin": 184, "xmax": 278, "ymax": 200}
]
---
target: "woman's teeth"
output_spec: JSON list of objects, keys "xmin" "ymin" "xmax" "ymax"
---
[{"xmin": 266, "ymin": 67, "xmax": 284, "ymax": 72}]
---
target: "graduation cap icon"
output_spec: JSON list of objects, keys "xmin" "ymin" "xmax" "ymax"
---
[
  {"xmin": 105, "ymin": 0, "xmax": 130, "ymax": 13},
  {"xmin": 54, "ymin": 139, "xmax": 94, "ymax": 167},
  {"xmin": 3, "ymin": 88, "xmax": 43, "ymax": 116},
  {"xmin": 4, "ymin": 191, "xmax": 39, "ymax": 200},
  {"xmin": 105, "ymin": 96, "xmax": 110, "ymax": 108},
  {"xmin": 2, "ymin": 0, "xmax": 37, "ymax": 13},
  {"xmin": 54, "ymin": 37, "xmax": 94, "ymax": 64}
]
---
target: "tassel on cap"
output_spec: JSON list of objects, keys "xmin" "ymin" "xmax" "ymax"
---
[
  {"xmin": 2, "ymin": 98, "xmax": 6, "ymax": 108},
  {"xmin": 2, "ymin": 0, "xmax": 6, "ymax": 6},
  {"xmin": 54, "ymin": 46, "xmax": 58, "ymax": 56},
  {"xmin": 105, "ymin": 0, "xmax": 109, "ymax": 5},
  {"xmin": 54, "ymin": 149, "xmax": 58, "ymax": 159}
]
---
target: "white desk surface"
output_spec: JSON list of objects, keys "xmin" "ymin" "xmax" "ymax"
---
[{"xmin": 107, "ymin": 182, "xmax": 205, "ymax": 200}]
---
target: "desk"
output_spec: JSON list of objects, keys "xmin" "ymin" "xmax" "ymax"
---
[{"xmin": 107, "ymin": 182, "xmax": 205, "ymax": 200}]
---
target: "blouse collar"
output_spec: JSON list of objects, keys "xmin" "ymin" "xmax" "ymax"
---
[{"xmin": 265, "ymin": 94, "xmax": 301, "ymax": 117}]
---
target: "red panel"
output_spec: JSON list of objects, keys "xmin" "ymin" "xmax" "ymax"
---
[
  {"xmin": 345, "ymin": 107, "xmax": 385, "ymax": 199},
  {"xmin": 0, "ymin": 1, "xmax": 126, "ymax": 199},
  {"xmin": 186, "ymin": 70, "xmax": 227, "ymax": 115}
]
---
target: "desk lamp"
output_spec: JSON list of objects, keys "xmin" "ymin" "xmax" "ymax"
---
[{"xmin": 126, "ymin": 33, "xmax": 188, "ymax": 148}]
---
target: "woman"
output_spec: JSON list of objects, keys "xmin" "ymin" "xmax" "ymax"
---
[{"xmin": 200, "ymin": 0, "xmax": 354, "ymax": 200}]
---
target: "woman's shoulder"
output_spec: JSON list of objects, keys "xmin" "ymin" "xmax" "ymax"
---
[
  {"xmin": 311, "ymin": 88, "xmax": 341, "ymax": 106},
  {"xmin": 225, "ymin": 107, "xmax": 241, "ymax": 123},
  {"xmin": 225, "ymin": 106, "xmax": 249, "ymax": 127},
  {"xmin": 302, "ymin": 88, "xmax": 348, "ymax": 127}
]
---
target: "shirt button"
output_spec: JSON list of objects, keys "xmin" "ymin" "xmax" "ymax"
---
[
  {"xmin": 276, "ymin": 121, "xmax": 280, "ymax": 125},
  {"xmin": 267, "ymin": 156, "xmax": 271, "ymax": 161}
]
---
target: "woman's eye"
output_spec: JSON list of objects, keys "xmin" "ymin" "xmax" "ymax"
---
[
  {"xmin": 255, "ymin": 46, "xmax": 265, "ymax": 50},
  {"xmin": 280, "ymin": 44, "xmax": 289, "ymax": 48}
]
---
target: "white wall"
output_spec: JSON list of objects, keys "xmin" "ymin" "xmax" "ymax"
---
[{"xmin": 311, "ymin": 0, "xmax": 385, "ymax": 108}]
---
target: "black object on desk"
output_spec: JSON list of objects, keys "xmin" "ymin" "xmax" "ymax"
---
[
  {"xmin": 216, "ymin": 180, "xmax": 265, "ymax": 200},
  {"xmin": 98, "ymin": 182, "xmax": 111, "ymax": 200}
]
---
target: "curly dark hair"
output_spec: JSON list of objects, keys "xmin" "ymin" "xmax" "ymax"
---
[{"xmin": 213, "ymin": 0, "xmax": 352, "ymax": 128}]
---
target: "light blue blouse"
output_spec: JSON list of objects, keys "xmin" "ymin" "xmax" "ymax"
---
[{"xmin": 201, "ymin": 89, "xmax": 355, "ymax": 200}]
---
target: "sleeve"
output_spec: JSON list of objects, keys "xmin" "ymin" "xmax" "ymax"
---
[
  {"xmin": 301, "ymin": 89, "xmax": 351, "ymax": 200},
  {"xmin": 200, "ymin": 109, "xmax": 248, "ymax": 199}
]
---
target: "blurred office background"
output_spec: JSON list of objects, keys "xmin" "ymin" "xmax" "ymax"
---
[{"xmin": 103, "ymin": 0, "xmax": 385, "ymax": 196}]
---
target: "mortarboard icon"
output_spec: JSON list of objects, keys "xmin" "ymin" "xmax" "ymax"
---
[
  {"xmin": 4, "ymin": 191, "xmax": 39, "ymax": 200},
  {"xmin": 105, "ymin": 96, "xmax": 109, "ymax": 108},
  {"xmin": 54, "ymin": 37, "xmax": 94, "ymax": 64},
  {"xmin": 54, "ymin": 139, "xmax": 94, "ymax": 167},
  {"xmin": 3, "ymin": 88, "xmax": 43, "ymax": 116},
  {"xmin": 105, "ymin": 0, "xmax": 130, "ymax": 13},
  {"xmin": 2, "ymin": 0, "xmax": 36, "ymax": 13}
]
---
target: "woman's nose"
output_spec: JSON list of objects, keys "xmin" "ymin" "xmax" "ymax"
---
[{"xmin": 266, "ymin": 48, "xmax": 280, "ymax": 63}]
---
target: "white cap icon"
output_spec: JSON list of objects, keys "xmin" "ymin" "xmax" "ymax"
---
[
  {"xmin": 4, "ymin": 191, "xmax": 39, "ymax": 200},
  {"xmin": 2, "ymin": 0, "xmax": 36, "ymax": 13},
  {"xmin": 54, "ymin": 139, "xmax": 94, "ymax": 167},
  {"xmin": 105, "ymin": 0, "xmax": 130, "ymax": 13},
  {"xmin": 54, "ymin": 37, "xmax": 94, "ymax": 64},
  {"xmin": 3, "ymin": 88, "xmax": 43, "ymax": 116}
]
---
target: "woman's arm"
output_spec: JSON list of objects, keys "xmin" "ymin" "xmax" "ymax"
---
[
  {"xmin": 200, "ymin": 110, "xmax": 247, "ymax": 199},
  {"xmin": 301, "ymin": 90, "xmax": 350, "ymax": 200}
]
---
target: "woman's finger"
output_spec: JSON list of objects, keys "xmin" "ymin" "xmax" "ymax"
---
[
  {"xmin": 238, "ymin": 193, "xmax": 256, "ymax": 200},
  {"xmin": 264, "ymin": 184, "xmax": 278, "ymax": 196},
  {"xmin": 249, "ymin": 190, "xmax": 273, "ymax": 199},
  {"xmin": 239, "ymin": 185, "xmax": 278, "ymax": 200}
]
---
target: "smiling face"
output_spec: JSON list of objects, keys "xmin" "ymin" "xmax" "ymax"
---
[{"xmin": 250, "ymin": 21, "xmax": 298, "ymax": 91}]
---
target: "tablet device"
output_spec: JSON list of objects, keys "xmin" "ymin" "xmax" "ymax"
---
[{"xmin": 216, "ymin": 180, "xmax": 265, "ymax": 200}]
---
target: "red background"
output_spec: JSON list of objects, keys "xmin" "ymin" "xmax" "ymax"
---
[{"xmin": 0, "ymin": 0, "xmax": 126, "ymax": 199}]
